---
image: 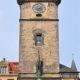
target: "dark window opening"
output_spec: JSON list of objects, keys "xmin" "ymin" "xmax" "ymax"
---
[
  {"xmin": 35, "ymin": 33, "xmax": 43, "ymax": 46},
  {"xmin": 36, "ymin": 14, "xmax": 42, "ymax": 17}
]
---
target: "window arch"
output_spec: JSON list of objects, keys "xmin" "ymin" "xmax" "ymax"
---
[{"xmin": 34, "ymin": 33, "xmax": 44, "ymax": 46}]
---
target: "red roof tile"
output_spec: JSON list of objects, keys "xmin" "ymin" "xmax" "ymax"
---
[{"xmin": 8, "ymin": 62, "xmax": 19, "ymax": 74}]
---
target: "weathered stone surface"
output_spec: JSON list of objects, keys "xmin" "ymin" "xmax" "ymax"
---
[
  {"xmin": 20, "ymin": 3, "xmax": 58, "ymax": 19},
  {"xmin": 19, "ymin": 2, "xmax": 59, "ymax": 74}
]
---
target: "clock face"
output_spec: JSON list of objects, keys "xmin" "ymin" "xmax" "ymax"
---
[{"xmin": 32, "ymin": 4, "xmax": 46, "ymax": 13}]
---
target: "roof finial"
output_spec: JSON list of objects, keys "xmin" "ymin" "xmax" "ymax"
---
[
  {"xmin": 72, "ymin": 53, "xmax": 74, "ymax": 60},
  {"xmin": 3, "ymin": 58, "xmax": 6, "ymax": 61}
]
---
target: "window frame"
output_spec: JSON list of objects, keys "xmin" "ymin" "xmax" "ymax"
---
[{"xmin": 34, "ymin": 33, "xmax": 44, "ymax": 46}]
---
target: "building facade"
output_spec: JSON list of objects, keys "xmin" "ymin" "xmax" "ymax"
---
[
  {"xmin": 0, "ymin": 0, "xmax": 79, "ymax": 80},
  {"xmin": 0, "ymin": 58, "xmax": 79, "ymax": 80},
  {"xmin": 0, "ymin": 58, "xmax": 19, "ymax": 80},
  {"xmin": 17, "ymin": 0, "xmax": 79, "ymax": 80},
  {"xmin": 17, "ymin": 0, "xmax": 61, "ymax": 80}
]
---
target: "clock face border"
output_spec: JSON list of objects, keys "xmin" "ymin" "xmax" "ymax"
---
[{"xmin": 32, "ymin": 3, "xmax": 46, "ymax": 13}]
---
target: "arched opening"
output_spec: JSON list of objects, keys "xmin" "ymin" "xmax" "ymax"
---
[{"xmin": 34, "ymin": 33, "xmax": 43, "ymax": 46}]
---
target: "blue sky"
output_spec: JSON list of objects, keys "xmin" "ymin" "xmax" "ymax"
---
[{"xmin": 0, "ymin": 0, "xmax": 80, "ymax": 71}]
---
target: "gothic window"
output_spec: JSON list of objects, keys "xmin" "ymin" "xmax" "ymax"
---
[{"xmin": 35, "ymin": 33, "xmax": 43, "ymax": 46}]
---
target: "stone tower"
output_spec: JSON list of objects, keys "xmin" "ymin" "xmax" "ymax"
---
[{"xmin": 17, "ymin": 0, "xmax": 61, "ymax": 80}]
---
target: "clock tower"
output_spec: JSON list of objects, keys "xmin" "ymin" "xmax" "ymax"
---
[{"xmin": 17, "ymin": 0, "xmax": 61, "ymax": 80}]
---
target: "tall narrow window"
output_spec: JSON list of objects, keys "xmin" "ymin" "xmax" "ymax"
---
[
  {"xmin": 0, "ymin": 66, "xmax": 7, "ymax": 74},
  {"xmin": 35, "ymin": 33, "xmax": 43, "ymax": 46}
]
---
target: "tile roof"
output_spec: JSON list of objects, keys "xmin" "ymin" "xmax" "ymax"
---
[{"xmin": 8, "ymin": 62, "xmax": 19, "ymax": 74}]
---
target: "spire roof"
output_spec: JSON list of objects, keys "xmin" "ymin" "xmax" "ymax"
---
[{"xmin": 71, "ymin": 54, "xmax": 77, "ymax": 71}]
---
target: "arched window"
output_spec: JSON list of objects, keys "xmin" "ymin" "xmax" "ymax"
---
[{"xmin": 35, "ymin": 33, "xmax": 43, "ymax": 46}]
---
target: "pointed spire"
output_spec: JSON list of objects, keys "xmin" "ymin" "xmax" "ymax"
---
[{"xmin": 71, "ymin": 53, "xmax": 77, "ymax": 71}]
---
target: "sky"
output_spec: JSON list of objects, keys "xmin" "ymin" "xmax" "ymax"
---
[{"xmin": 0, "ymin": 0, "xmax": 80, "ymax": 71}]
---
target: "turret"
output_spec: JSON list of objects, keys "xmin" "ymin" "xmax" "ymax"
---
[{"xmin": 71, "ymin": 59, "xmax": 77, "ymax": 72}]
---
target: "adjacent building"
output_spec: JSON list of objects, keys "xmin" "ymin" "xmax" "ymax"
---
[
  {"xmin": 0, "ymin": 58, "xmax": 79, "ymax": 80},
  {"xmin": 0, "ymin": 58, "xmax": 19, "ymax": 80}
]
